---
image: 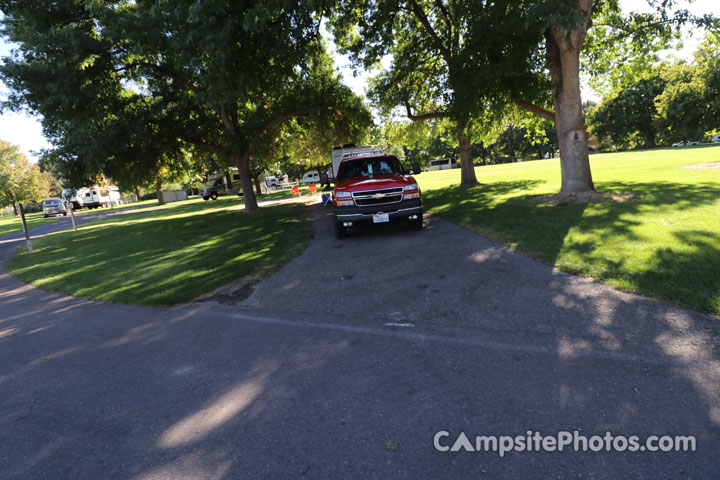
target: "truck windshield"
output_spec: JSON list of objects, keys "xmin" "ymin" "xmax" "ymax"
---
[{"xmin": 337, "ymin": 156, "xmax": 404, "ymax": 181}]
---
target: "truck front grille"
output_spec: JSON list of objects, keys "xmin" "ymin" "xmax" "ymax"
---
[{"xmin": 352, "ymin": 187, "xmax": 404, "ymax": 206}]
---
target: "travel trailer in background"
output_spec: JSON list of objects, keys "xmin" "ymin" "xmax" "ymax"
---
[{"xmin": 70, "ymin": 186, "xmax": 122, "ymax": 209}]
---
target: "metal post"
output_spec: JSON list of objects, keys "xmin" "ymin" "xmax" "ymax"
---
[
  {"xmin": 68, "ymin": 203, "xmax": 77, "ymax": 232},
  {"xmin": 18, "ymin": 203, "xmax": 33, "ymax": 254}
]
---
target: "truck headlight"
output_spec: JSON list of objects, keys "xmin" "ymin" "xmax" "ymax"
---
[
  {"xmin": 403, "ymin": 183, "xmax": 420, "ymax": 199},
  {"xmin": 334, "ymin": 191, "xmax": 353, "ymax": 207}
]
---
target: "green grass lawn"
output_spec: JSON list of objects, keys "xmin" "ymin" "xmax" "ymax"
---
[
  {"xmin": 0, "ymin": 188, "xmax": 310, "ymax": 238},
  {"xmin": 8, "ymin": 195, "xmax": 312, "ymax": 305},
  {"xmin": 0, "ymin": 211, "xmax": 58, "ymax": 237},
  {"xmin": 418, "ymin": 145, "xmax": 720, "ymax": 313}
]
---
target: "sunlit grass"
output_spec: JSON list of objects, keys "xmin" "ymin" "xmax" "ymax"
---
[
  {"xmin": 418, "ymin": 145, "xmax": 720, "ymax": 313},
  {"xmin": 8, "ymin": 198, "xmax": 311, "ymax": 306},
  {"xmin": 0, "ymin": 211, "xmax": 57, "ymax": 237}
]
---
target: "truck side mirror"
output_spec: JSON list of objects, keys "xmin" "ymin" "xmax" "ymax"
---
[
  {"xmin": 320, "ymin": 173, "xmax": 329, "ymax": 185},
  {"xmin": 411, "ymin": 162, "xmax": 421, "ymax": 175}
]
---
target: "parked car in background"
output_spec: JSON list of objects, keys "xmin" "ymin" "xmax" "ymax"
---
[
  {"xmin": 42, "ymin": 197, "xmax": 68, "ymax": 217},
  {"xmin": 687, "ymin": 140, "xmax": 700, "ymax": 145},
  {"xmin": 711, "ymin": 134, "xmax": 720, "ymax": 143}
]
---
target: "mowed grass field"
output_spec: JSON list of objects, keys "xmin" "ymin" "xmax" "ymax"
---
[
  {"xmin": 0, "ymin": 211, "xmax": 57, "ymax": 237},
  {"xmin": 0, "ymin": 199, "xmax": 170, "ymax": 237},
  {"xmin": 8, "ymin": 195, "xmax": 312, "ymax": 305},
  {"xmin": 418, "ymin": 145, "xmax": 720, "ymax": 313},
  {"xmin": 0, "ymin": 185, "xmax": 316, "ymax": 238}
]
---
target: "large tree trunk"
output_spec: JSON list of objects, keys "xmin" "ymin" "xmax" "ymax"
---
[
  {"xmin": 233, "ymin": 154, "xmax": 259, "ymax": 212},
  {"xmin": 12, "ymin": 201, "xmax": 18, "ymax": 216},
  {"xmin": 252, "ymin": 172, "xmax": 262, "ymax": 198},
  {"xmin": 545, "ymin": 3, "xmax": 596, "ymax": 199},
  {"xmin": 155, "ymin": 181, "xmax": 165, "ymax": 205},
  {"xmin": 458, "ymin": 121, "xmax": 479, "ymax": 188},
  {"xmin": 134, "ymin": 187, "xmax": 141, "ymax": 202}
]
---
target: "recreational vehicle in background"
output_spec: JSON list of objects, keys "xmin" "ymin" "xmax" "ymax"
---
[
  {"xmin": 200, "ymin": 169, "xmax": 243, "ymax": 200},
  {"xmin": 70, "ymin": 186, "xmax": 121, "ymax": 210}
]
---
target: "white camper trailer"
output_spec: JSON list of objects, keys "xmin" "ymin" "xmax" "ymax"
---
[{"xmin": 71, "ymin": 186, "xmax": 121, "ymax": 209}]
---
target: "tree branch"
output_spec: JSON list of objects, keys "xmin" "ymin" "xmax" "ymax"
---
[
  {"xmin": 408, "ymin": 0, "xmax": 451, "ymax": 61},
  {"xmin": 215, "ymin": 104, "xmax": 236, "ymax": 133},
  {"xmin": 433, "ymin": 0, "xmax": 453, "ymax": 41},
  {"xmin": 404, "ymin": 101, "xmax": 448, "ymax": 122},
  {"xmin": 516, "ymin": 100, "xmax": 555, "ymax": 123},
  {"xmin": 247, "ymin": 105, "xmax": 327, "ymax": 157}
]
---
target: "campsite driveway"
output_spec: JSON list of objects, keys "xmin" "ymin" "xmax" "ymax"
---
[{"xmin": 1, "ymin": 201, "xmax": 720, "ymax": 479}]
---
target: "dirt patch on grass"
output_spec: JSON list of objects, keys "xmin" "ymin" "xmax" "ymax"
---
[
  {"xmin": 680, "ymin": 162, "xmax": 720, "ymax": 170},
  {"xmin": 530, "ymin": 191, "xmax": 638, "ymax": 205}
]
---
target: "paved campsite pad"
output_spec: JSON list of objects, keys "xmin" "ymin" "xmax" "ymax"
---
[{"xmin": 1, "ymin": 202, "xmax": 720, "ymax": 479}]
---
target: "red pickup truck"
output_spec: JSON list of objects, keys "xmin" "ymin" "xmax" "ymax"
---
[{"xmin": 325, "ymin": 148, "xmax": 423, "ymax": 239}]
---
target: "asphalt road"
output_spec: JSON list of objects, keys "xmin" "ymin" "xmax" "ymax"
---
[{"xmin": 1, "ymin": 202, "xmax": 720, "ymax": 479}]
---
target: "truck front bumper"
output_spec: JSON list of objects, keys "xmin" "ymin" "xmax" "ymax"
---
[{"xmin": 334, "ymin": 199, "xmax": 422, "ymax": 224}]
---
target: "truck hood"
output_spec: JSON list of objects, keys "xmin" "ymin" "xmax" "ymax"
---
[{"xmin": 335, "ymin": 173, "xmax": 416, "ymax": 192}]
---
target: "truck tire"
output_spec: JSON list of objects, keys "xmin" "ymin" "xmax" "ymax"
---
[
  {"xmin": 202, "ymin": 196, "xmax": 209, "ymax": 201},
  {"xmin": 409, "ymin": 214, "xmax": 423, "ymax": 231},
  {"xmin": 335, "ymin": 220, "xmax": 348, "ymax": 239},
  {"xmin": 210, "ymin": 192, "xmax": 218, "ymax": 200}
]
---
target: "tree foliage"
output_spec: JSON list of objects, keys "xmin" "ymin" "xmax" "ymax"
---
[
  {"xmin": 587, "ymin": 76, "xmax": 666, "ymax": 149},
  {"xmin": 331, "ymin": 0, "xmax": 545, "ymax": 188},
  {"xmin": 1, "ymin": 0, "xmax": 368, "ymax": 212},
  {"xmin": 587, "ymin": 31, "xmax": 720, "ymax": 149},
  {"xmin": 0, "ymin": 140, "xmax": 50, "ymax": 212}
]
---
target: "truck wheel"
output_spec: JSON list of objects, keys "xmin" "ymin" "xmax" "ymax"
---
[
  {"xmin": 210, "ymin": 192, "xmax": 218, "ymax": 200},
  {"xmin": 409, "ymin": 214, "xmax": 423, "ymax": 231},
  {"xmin": 335, "ymin": 221, "xmax": 348, "ymax": 239},
  {"xmin": 202, "ymin": 196, "xmax": 209, "ymax": 201}
]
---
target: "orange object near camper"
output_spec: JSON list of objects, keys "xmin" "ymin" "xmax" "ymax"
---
[
  {"xmin": 308, "ymin": 184, "xmax": 317, "ymax": 194},
  {"xmin": 291, "ymin": 185, "xmax": 300, "ymax": 196}
]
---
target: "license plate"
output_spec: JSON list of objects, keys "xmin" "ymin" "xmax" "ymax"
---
[{"xmin": 373, "ymin": 213, "xmax": 389, "ymax": 223}]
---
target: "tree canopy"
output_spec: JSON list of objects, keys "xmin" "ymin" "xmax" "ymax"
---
[
  {"xmin": 331, "ymin": 0, "xmax": 546, "ymax": 187},
  {"xmin": 0, "ymin": 140, "xmax": 50, "ymax": 213},
  {"xmin": 0, "ymin": 0, "xmax": 369, "ymax": 212}
]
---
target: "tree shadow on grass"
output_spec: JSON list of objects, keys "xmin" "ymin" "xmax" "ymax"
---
[
  {"xmin": 7, "ymin": 204, "xmax": 312, "ymax": 306},
  {"xmin": 424, "ymin": 180, "xmax": 720, "ymax": 312}
]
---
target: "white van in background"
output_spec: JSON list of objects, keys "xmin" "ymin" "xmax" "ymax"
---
[
  {"xmin": 712, "ymin": 134, "xmax": 720, "ymax": 143},
  {"xmin": 424, "ymin": 158, "xmax": 458, "ymax": 171}
]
